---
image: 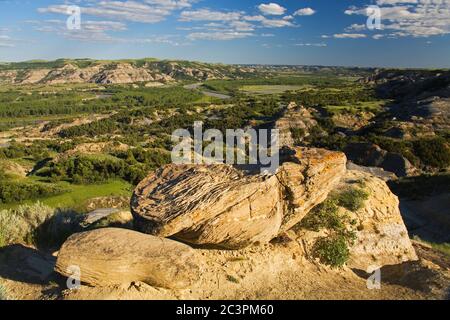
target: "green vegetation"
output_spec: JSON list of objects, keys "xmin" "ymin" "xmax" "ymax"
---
[
  {"xmin": 413, "ymin": 137, "xmax": 450, "ymax": 169},
  {"xmin": 203, "ymin": 75, "xmax": 350, "ymax": 95},
  {"xmin": 290, "ymin": 127, "xmax": 306, "ymax": 145},
  {"xmin": 413, "ymin": 236, "xmax": 450, "ymax": 257},
  {"xmin": 297, "ymin": 186, "xmax": 368, "ymax": 268},
  {"xmin": 297, "ymin": 198, "xmax": 358, "ymax": 268},
  {"xmin": 388, "ymin": 173, "xmax": 450, "ymax": 199},
  {"xmin": 333, "ymin": 187, "xmax": 369, "ymax": 212},
  {"xmin": 0, "ymin": 180, "xmax": 131, "ymax": 211},
  {"xmin": 0, "ymin": 202, "xmax": 55, "ymax": 247},
  {"xmin": 0, "ymin": 178, "xmax": 66, "ymax": 204},
  {"xmin": 0, "ymin": 284, "xmax": 8, "ymax": 300},
  {"xmin": 226, "ymin": 275, "xmax": 240, "ymax": 284},
  {"xmin": 313, "ymin": 235, "xmax": 352, "ymax": 268},
  {"xmin": 241, "ymin": 85, "xmax": 312, "ymax": 95}
]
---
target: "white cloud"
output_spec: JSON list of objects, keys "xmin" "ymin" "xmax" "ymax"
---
[
  {"xmin": 344, "ymin": 1, "xmax": 450, "ymax": 38},
  {"xmin": 0, "ymin": 32, "xmax": 16, "ymax": 47},
  {"xmin": 187, "ymin": 31, "xmax": 253, "ymax": 40},
  {"xmin": 39, "ymin": 0, "xmax": 197, "ymax": 24},
  {"xmin": 334, "ymin": 33, "xmax": 367, "ymax": 39},
  {"xmin": 258, "ymin": 3, "xmax": 286, "ymax": 16},
  {"xmin": 345, "ymin": 23, "xmax": 366, "ymax": 32},
  {"xmin": 179, "ymin": 8, "xmax": 296, "ymax": 41},
  {"xmin": 180, "ymin": 9, "xmax": 242, "ymax": 22},
  {"xmin": 294, "ymin": 8, "xmax": 316, "ymax": 16},
  {"xmin": 295, "ymin": 42, "xmax": 327, "ymax": 47},
  {"xmin": 36, "ymin": 1, "xmax": 297, "ymax": 43}
]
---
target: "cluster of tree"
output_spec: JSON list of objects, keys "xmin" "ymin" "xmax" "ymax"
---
[
  {"xmin": 281, "ymin": 87, "xmax": 377, "ymax": 108},
  {"xmin": 203, "ymin": 76, "xmax": 348, "ymax": 94},
  {"xmin": 37, "ymin": 149, "xmax": 171, "ymax": 185},
  {"xmin": 0, "ymin": 178, "xmax": 65, "ymax": 204},
  {"xmin": 0, "ymin": 142, "xmax": 50, "ymax": 161},
  {"xmin": 0, "ymin": 86, "xmax": 203, "ymax": 118}
]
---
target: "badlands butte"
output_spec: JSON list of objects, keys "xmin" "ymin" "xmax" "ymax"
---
[{"xmin": 0, "ymin": 59, "xmax": 449, "ymax": 300}]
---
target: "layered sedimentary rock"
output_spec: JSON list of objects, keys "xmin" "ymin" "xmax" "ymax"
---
[
  {"xmin": 344, "ymin": 171, "xmax": 418, "ymax": 269},
  {"xmin": 55, "ymin": 228, "xmax": 202, "ymax": 289},
  {"xmin": 274, "ymin": 102, "xmax": 318, "ymax": 147},
  {"xmin": 131, "ymin": 147, "xmax": 347, "ymax": 249},
  {"xmin": 344, "ymin": 142, "xmax": 416, "ymax": 177}
]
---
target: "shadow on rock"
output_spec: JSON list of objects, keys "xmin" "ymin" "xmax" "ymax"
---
[
  {"xmin": 352, "ymin": 261, "xmax": 450, "ymax": 296},
  {"xmin": 0, "ymin": 244, "xmax": 57, "ymax": 285}
]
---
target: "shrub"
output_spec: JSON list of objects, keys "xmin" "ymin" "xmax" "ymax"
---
[
  {"xmin": 313, "ymin": 235, "xmax": 351, "ymax": 268},
  {"xmin": 0, "ymin": 203, "xmax": 82, "ymax": 249},
  {"xmin": 0, "ymin": 179, "xmax": 66, "ymax": 204},
  {"xmin": 34, "ymin": 209, "xmax": 83, "ymax": 249},
  {"xmin": 0, "ymin": 202, "xmax": 54, "ymax": 247},
  {"xmin": 290, "ymin": 127, "xmax": 306, "ymax": 145},
  {"xmin": 298, "ymin": 200, "xmax": 344, "ymax": 232},
  {"xmin": 413, "ymin": 137, "xmax": 450, "ymax": 169},
  {"xmin": 0, "ymin": 284, "xmax": 8, "ymax": 300},
  {"xmin": 334, "ymin": 187, "xmax": 369, "ymax": 212},
  {"xmin": 296, "ymin": 199, "xmax": 357, "ymax": 268}
]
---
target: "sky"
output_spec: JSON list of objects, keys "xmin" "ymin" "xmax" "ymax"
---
[{"xmin": 0, "ymin": 0, "xmax": 449, "ymax": 67}]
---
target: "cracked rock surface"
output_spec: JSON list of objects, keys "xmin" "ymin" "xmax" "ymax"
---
[{"xmin": 131, "ymin": 147, "xmax": 347, "ymax": 249}]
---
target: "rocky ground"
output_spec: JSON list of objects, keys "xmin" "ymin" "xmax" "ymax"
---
[{"xmin": 1, "ymin": 147, "xmax": 448, "ymax": 300}]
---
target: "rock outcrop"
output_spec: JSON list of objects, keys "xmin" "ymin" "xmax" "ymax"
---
[
  {"xmin": 0, "ymin": 59, "xmax": 260, "ymax": 85},
  {"xmin": 344, "ymin": 142, "xmax": 416, "ymax": 177},
  {"xmin": 131, "ymin": 147, "xmax": 347, "ymax": 249},
  {"xmin": 274, "ymin": 102, "xmax": 317, "ymax": 147},
  {"xmin": 344, "ymin": 171, "xmax": 418, "ymax": 269},
  {"xmin": 292, "ymin": 170, "xmax": 418, "ymax": 270},
  {"xmin": 55, "ymin": 228, "xmax": 202, "ymax": 289}
]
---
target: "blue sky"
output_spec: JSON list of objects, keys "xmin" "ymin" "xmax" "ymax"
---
[{"xmin": 0, "ymin": 0, "xmax": 449, "ymax": 67}]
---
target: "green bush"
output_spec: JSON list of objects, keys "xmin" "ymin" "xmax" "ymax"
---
[
  {"xmin": 290, "ymin": 127, "xmax": 306, "ymax": 145},
  {"xmin": 34, "ymin": 209, "xmax": 83, "ymax": 249},
  {"xmin": 413, "ymin": 137, "xmax": 450, "ymax": 169},
  {"xmin": 296, "ymin": 199, "xmax": 357, "ymax": 268},
  {"xmin": 299, "ymin": 200, "xmax": 344, "ymax": 232},
  {"xmin": 0, "ymin": 284, "xmax": 8, "ymax": 300},
  {"xmin": 313, "ymin": 235, "xmax": 351, "ymax": 268},
  {"xmin": 0, "ymin": 202, "xmax": 82, "ymax": 249},
  {"xmin": 0, "ymin": 179, "xmax": 66, "ymax": 204},
  {"xmin": 334, "ymin": 187, "xmax": 369, "ymax": 212},
  {"xmin": 0, "ymin": 202, "xmax": 54, "ymax": 247}
]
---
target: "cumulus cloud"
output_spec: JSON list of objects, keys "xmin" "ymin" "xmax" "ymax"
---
[
  {"xmin": 258, "ymin": 3, "xmax": 286, "ymax": 16},
  {"xmin": 344, "ymin": 0, "xmax": 450, "ymax": 38},
  {"xmin": 178, "ymin": 8, "xmax": 295, "ymax": 40},
  {"xmin": 294, "ymin": 8, "xmax": 316, "ymax": 16},
  {"xmin": 334, "ymin": 33, "xmax": 367, "ymax": 39},
  {"xmin": 36, "ymin": 0, "xmax": 299, "ymax": 43},
  {"xmin": 187, "ymin": 31, "xmax": 253, "ymax": 41},
  {"xmin": 0, "ymin": 31, "xmax": 16, "ymax": 47},
  {"xmin": 38, "ymin": 0, "xmax": 196, "ymax": 24}
]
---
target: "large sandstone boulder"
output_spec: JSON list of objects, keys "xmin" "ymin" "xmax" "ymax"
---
[
  {"xmin": 346, "ymin": 171, "xmax": 418, "ymax": 269},
  {"xmin": 131, "ymin": 147, "xmax": 346, "ymax": 249},
  {"xmin": 292, "ymin": 170, "xmax": 418, "ymax": 269},
  {"xmin": 55, "ymin": 228, "xmax": 202, "ymax": 289}
]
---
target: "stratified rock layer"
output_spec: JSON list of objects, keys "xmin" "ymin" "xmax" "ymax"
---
[
  {"xmin": 55, "ymin": 228, "xmax": 202, "ymax": 289},
  {"xmin": 345, "ymin": 170, "xmax": 418, "ymax": 269},
  {"xmin": 131, "ymin": 147, "xmax": 347, "ymax": 249}
]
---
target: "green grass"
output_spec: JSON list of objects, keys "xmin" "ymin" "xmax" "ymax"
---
[
  {"xmin": 0, "ymin": 179, "xmax": 132, "ymax": 210},
  {"xmin": 240, "ymin": 84, "xmax": 313, "ymax": 95},
  {"xmin": 413, "ymin": 237, "xmax": 450, "ymax": 257},
  {"xmin": 324, "ymin": 100, "xmax": 385, "ymax": 115},
  {"xmin": 0, "ymin": 284, "xmax": 8, "ymax": 300}
]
